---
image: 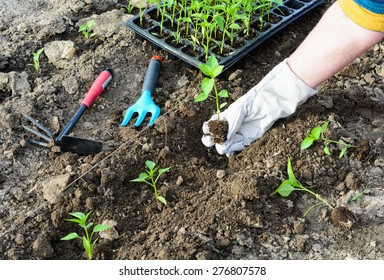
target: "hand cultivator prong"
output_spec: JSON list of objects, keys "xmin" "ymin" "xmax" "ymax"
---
[
  {"xmin": 22, "ymin": 113, "xmax": 54, "ymax": 139},
  {"xmin": 121, "ymin": 56, "xmax": 162, "ymax": 127},
  {"xmin": 21, "ymin": 68, "xmax": 113, "ymax": 155},
  {"xmin": 22, "ymin": 113, "xmax": 55, "ymax": 147}
]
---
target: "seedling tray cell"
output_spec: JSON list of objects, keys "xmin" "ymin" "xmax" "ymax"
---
[{"xmin": 126, "ymin": 0, "xmax": 324, "ymax": 71}]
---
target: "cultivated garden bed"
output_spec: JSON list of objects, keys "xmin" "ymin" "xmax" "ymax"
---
[{"xmin": 0, "ymin": 0, "xmax": 383, "ymax": 260}]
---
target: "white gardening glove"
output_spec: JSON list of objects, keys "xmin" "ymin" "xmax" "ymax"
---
[{"xmin": 202, "ymin": 59, "xmax": 317, "ymax": 155}]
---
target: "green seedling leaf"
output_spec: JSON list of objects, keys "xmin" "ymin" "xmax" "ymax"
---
[
  {"xmin": 212, "ymin": 65, "xmax": 224, "ymax": 78},
  {"xmin": 229, "ymin": 23, "xmax": 241, "ymax": 30},
  {"xmin": 130, "ymin": 176, "xmax": 148, "ymax": 183},
  {"xmin": 93, "ymin": 224, "xmax": 109, "ymax": 233},
  {"xmin": 61, "ymin": 232, "xmax": 79, "ymax": 241},
  {"xmin": 157, "ymin": 196, "xmax": 167, "ymax": 205},
  {"xmin": 349, "ymin": 189, "xmax": 368, "ymax": 203},
  {"xmin": 194, "ymin": 92, "xmax": 209, "ymax": 102},
  {"xmin": 78, "ymin": 25, "xmax": 87, "ymax": 32},
  {"xmin": 273, "ymin": 180, "xmax": 295, "ymax": 197},
  {"xmin": 145, "ymin": 160, "xmax": 156, "ymax": 171},
  {"xmin": 310, "ymin": 125, "xmax": 322, "ymax": 139},
  {"xmin": 300, "ymin": 137, "xmax": 314, "ymax": 150},
  {"xmin": 320, "ymin": 121, "xmax": 329, "ymax": 132},
  {"xmin": 82, "ymin": 236, "xmax": 92, "ymax": 258},
  {"xmin": 84, "ymin": 222, "xmax": 94, "ymax": 229},
  {"xmin": 69, "ymin": 212, "xmax": 86, "ymax": 220},
  {"xmin": 324, "ymin": 144, "xmax": 331, "ymax": 155},
  {"xmin": 339, "ymin": 146, "xmax": 348, "ymax": 158},
  {"xmin": 201, "ymin": 77, "xmax": 214, "ymax": 94},
  {"xmin": 65, "ymin": 218, "xmax": 82, "ymax": 224},
  {"xmin": 199, "ymin": 64, "xmax": 213, "ymax": 77},
  {"xmin": 158, "ymin": 167, "xmax": 171, "ymax": 176},
  {"xmin": 287, "ymin": 157, "xmax": 298, "ymax": 186},
  {"xmin": 219, "ymin": 102, "xmax": 227, "ymax": 109},
  {"xmin": 206, "ymin": 54, "xmax": 218, "ymax": 69},
  {"xmin": 218, "ymin": 89, "xmax": 228, "ymax": 98}
]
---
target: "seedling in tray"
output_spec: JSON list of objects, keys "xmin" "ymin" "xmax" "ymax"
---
[
  {"xmin": 61, "ymin": 211, "xmax": 109, "ymax": 260},
  {"xmin": 127, "ymin": 0, "xmax": 323, "ymax": 70},
  {"xmin": 300, "ymin": 121, "xmax": 356, "ymax": 158},
  {"xmin": 131, "ymin": 160, "xmax": 171, "ymax": 205}
]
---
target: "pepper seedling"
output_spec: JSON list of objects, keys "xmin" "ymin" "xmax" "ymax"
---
[
  {"xmin": 61, "ymin": 211, "xmax": 109, "ymax": 260},
  {"xmin": 78, "ymin": 19, "xmax": 96, "ymax": 38},
  {"xmin": 194, "ymin": 54, "xmax": 228, "ymax": 121},
  {"xmin": 30, "ymin": 47, "xmax": 44, "ymax": 72},
  {"xmin": 300, "ymin": 121, "xmax": 355, "ymax": 158},
  {"xmin": 273, "ymin": 157, "xmax": 334, "ymax": 216},
  {"xmin": 131, "ymin": 160, "xmax": 171, "ymax": 205}
]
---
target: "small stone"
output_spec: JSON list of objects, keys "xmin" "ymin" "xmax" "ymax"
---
[
  {"xmin": 15, "ymin": 234, "xmax": 25, "ymax": 245},
  {"xmin": 344, "ymin": 172, "xmax": 358, "ymax": 190},
  {"xmin": 98, "ymin": 220, "xmax": 119, "ymax": 241},
  {"xmin": 176, "ymin": 176, "xmax": 183, "ymax": 186},
  {"xmin": 295, "ymin": 235, "xmax": 307, "ymax": 251},
  {"xmin": 216, "ymin": 169, "xmax": 225, "ymax": 179},
  {"xmin": 293, "ymin": 219, "xmax": 305, "ymax": 234},
  {"xmin": 142, "ymin": 143, "xmax": 152, "ymax": 152},
  {"xmin": 41, "ymin": 174, "xmax": 72, "ymax": 204},
  {"xmin": 32, "ymin": 235, "xmax": 54, "ymax": 258},
  {"xmin": 228, "ymin": 69, "xmax": 243, "ymax": 81}
]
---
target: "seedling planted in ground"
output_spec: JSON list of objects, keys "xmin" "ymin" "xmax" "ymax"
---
[
  {"xmin": 300, "ymin": 121, "xmax": 355, "ymax": 158},
  {"xmin": 78, "ymin": 19, "xmax": 96, "ymax": 38},
  {"xmin": 274, "ymin": 157, "xmax": 356, "ymax": 229},
  {"xmin": 131, "ymin": 160, "xmax": 171, "ymax": 205},
  {"xmin": 273, "ymin": 157, "xmax": 334, "ymax": 216},
  {"xmin": 30, "ymin": 47, "xmax": 44, "ymax": 72},
  {"xmin": 61, "ymin": 211, "xmax": 109, "ymax": 260}
]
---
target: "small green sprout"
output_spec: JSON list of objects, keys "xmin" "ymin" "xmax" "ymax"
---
[
  {"xmin": 61, "ymin": 211, "xmax": 109, "ymax": 260},
  {"xmin": 348, "ymin": 189, "xmax": 368, "ymax": 203},
  {"xmin": 194, "ymin": 54, "xmax": 229, "ymax": 120},
  {"xmin": 30, "ymin": 48, "xmax": 44, "ymax": 72},
  {"xmin": 300, "ymin": 121, "xmax": 355, "ymax": 158},
  {"xmin": 78, "ymin": 19, "xmax": 96, "ymax": 38},
  {"xmin": 273, "ymin": 157, "xmax": 334, "ymax": 216},
  {"xmin": 123, "ymin": 0, "xmax": 135, "ymax": 13},
  {"xmin": 131, "ymin": 160, "xmax": 171, "ymax": 205}
]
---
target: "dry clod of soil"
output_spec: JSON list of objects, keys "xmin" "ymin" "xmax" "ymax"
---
[
  {"xmin": 331, "ymin": 206, "xmax": 357, "ymax": 230},
  {"xmin": 207, "ymin": 119, "xmax": 229, "ymax": 144}
]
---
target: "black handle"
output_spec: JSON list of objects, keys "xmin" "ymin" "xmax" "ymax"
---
[{"xmin": 142, "ymin": 55, "xmax": 162, "ymax": 95}]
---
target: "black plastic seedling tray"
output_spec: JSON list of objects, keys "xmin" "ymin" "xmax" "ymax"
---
[{"xmin": 126, "ymin": 0, "xmax": 324, "ymax": 71}]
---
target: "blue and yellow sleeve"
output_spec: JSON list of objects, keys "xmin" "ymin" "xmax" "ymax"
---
[{"xmin": 338, "ymin": 0, "xmax": 384, "ymax": 32}]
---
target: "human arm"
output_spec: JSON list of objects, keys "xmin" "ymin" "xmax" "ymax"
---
[{"xmin": 203, "ymin": 1, "xmax": 384, "ymax": 155}]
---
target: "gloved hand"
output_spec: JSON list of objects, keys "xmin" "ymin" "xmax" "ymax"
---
[{"xmin": 202, "ymin": 59, "xmax": 317, "ymax": 155}]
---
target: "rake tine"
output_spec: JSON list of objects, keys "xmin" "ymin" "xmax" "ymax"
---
[
  {"xmin": 22, "ymin": 113, "xmax": 54, "ymax": 139},
  {"xmin": 22, "ymin": 125, "xmax": 52, "ymax": 143},
  {"xmin": 28, "ymin": 138, "xmax": 52, "ymax": 148}
]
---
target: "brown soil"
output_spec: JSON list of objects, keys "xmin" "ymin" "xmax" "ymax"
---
[
  {"xmin": 208, "ymin": 119, "xmax": 229, "ymax": 144},
  {"xmin": 1, "ymin": 0, "xmax": 384, "ymax": 261}
]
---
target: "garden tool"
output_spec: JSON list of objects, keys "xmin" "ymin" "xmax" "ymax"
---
[
  {"xmin": 120, "ymin": 55, "xmax": 162, "ymax": 127},
  {"xmin": 23, "ymin": 68, "xmax": 114, "ymax": 155}
]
